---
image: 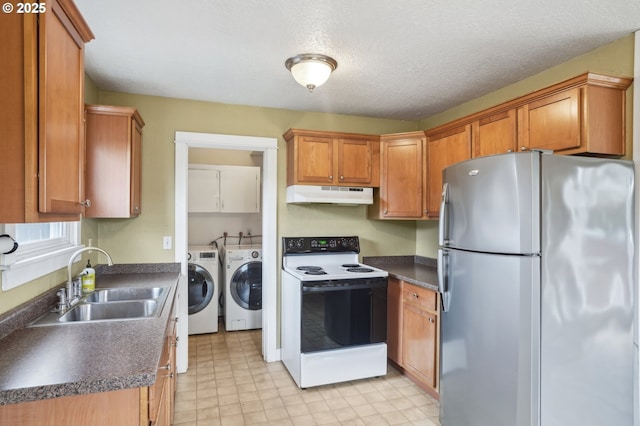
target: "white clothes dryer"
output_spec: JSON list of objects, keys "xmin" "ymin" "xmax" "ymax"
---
[
  {"xmin": 221, "ymin": 244, "xmax": 262, "ymax": 331},
  {"xmin": 187, "ymin": 246, "xmax": 219, "ymax": 334}
]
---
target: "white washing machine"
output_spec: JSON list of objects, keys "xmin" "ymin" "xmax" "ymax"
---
[
  {"xmin": 222, "ymin": 244, "xmax": 262, "ymax": 331},
  {"xmin": 187, "ymin": 246, "xmax": 219, "ymax": 334}
]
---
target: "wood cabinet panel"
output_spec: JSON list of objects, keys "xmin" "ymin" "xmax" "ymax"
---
[
  {"xmin": 0, "ymin": 0, "xmax": 93, "ymax": 223},
  {"xmin": 386, "ymin": 277, "xmax": 403, "ymax": 365},
  {"xmin": 401, "ymin": 283, "xmax": 440, "ymax": 393},
  {"xmin": 0, "ymin": 387, "xmax": 140, "ymax": 426},
  {"xmin": 402, "ymin": 284, "xmax": 437, "ymax": 312},
  {"xmin": 336, "ymin": 138, "xmax": 377, "ymax": 184},
  {"xmin": 284, "ymin": 129, "xmax": 380, "ymax": 187},
  {"xmin": 403, "ymin": 304, "xmax": 438, "ymax": 389},
  {"xmin": 472, "ymin": 109, "xmax": 517, "ymax": 157},
  {"xmin": 85, "ymin": 105, "xmax": 144, "ymax": 218},
  {"xmin": 370, "ymin": 131, "xmax": 426, "ymax": 219},
  {"xmin": 426, "ymin": 125, "xmax": 471, "ymax": 218},
  {"xmin": 295, "ymin": 135, "xmax": 334, "ymax": 184},
  {"xmin": 519, "ymin": 87, "xmax": 580, "ymax": 152}
]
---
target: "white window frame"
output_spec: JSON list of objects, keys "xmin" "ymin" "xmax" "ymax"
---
[{"xmin": 0, "ymin": 222, "xmax": 82, "ymax": 291}]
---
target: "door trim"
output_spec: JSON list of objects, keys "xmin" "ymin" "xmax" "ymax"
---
[{"xmin": 174, "ymin": 131, "xmax": 278, "ymax": 373}]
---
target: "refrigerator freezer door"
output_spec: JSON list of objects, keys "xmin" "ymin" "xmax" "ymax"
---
[
  {"xmin": 441, "ymin": 152, "xmax": 540, "ymax": 255},
  {"xmin": 540, "ymin": 155, "xmax": 634, "ymax": 426},
  {"xmin": 440, "ymin": 248, "xmax": 539, "ymax": 426}
]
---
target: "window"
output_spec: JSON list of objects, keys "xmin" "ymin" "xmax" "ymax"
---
[{"xmin": 0, "ymin": 222, "xmax": 81, "ymax": 290}]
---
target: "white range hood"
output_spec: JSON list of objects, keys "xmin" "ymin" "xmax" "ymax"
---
[{"xmin": 286, "ymin": 185, "xmax": 373, "ymax": 205}]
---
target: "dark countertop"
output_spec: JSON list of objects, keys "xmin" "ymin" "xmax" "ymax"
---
[
  {"xmin": 363, "ymin": 256, "xmax": 439, "ymax": 292},
  {"xmin": 0, "ymin": 263, "xmax": 180, "ymax": 406}
]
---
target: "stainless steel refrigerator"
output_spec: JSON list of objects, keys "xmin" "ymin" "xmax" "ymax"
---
[{"xmin": 437, "ymin": 151, "xmax": 635, "ymax": 426}]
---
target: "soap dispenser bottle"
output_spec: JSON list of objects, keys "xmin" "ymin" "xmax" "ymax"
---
[{"xmin": 81, "ymin": 260, "xmax": 96, "ymax": 293}]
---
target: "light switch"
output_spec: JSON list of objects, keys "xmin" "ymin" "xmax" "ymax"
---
[{"xmin": 163, "ymin": 236, "xmax": 172, "ymax": 250}]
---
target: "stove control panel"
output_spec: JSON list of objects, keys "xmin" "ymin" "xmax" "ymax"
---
[{"xmin": 283, "ymin": 236, "xmax": 360, "ymax": 254}]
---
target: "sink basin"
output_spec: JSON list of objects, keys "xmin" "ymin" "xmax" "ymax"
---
[
  {"xmin": 29, "ymin": 285, "xmax": 171, "ymax": 326},
  {"xmin": 84, "ymin": 286, "xmax": 167, "ymax": 303},
  {"xmin": 58, "ymin": 300, "xmax": 158, "ymax": 322}
]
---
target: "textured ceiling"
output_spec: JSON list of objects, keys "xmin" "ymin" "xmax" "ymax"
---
[{"xmin": 74, "ymin": 0, "xmax": 640, "ymax": 121}]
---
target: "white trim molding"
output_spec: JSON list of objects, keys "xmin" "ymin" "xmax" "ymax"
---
[{"xmin": 174, "ymin": 131, "xmax": 279, "ymax": 373}]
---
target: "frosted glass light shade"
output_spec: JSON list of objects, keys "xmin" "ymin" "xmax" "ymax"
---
[{"xmin": 285, "ymin": 54, "xmax": 337, "ymax": 92}]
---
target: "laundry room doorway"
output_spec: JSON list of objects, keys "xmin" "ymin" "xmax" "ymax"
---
[{"xmin": 174, "ymin": 132, "xmax": 278, "ymax": 373}]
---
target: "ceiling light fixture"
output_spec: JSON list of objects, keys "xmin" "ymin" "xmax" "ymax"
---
[{"xmin": 285, "ymin": 53, "xmax": 338, "ymax": 92}]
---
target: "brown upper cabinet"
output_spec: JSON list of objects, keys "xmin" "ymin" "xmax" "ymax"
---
[
  {"xmin": 426, "ymin": 125, "xmax": 472, "ymax": 219},
  {"xmin": 422, "ymin": 72, "xmax": 631, "ymax": 219},
  {"xmin": 0, "ymin": 0, "xmax": 94, "ymax": 223},
  {"xmin": 85, "ymin": 105, "xmax": 145, "ymax": 218},
  {"xmin": 369, "ymin": 131, "xmax": 427, "ymax": 219},
  {"xmin": 284, "ymin": 129, "xmax": 380, "ymax": 187},
  {"xmin": 518, "ymin": 74, "xmax": 630, "ymax": 155},
  {"xmin": 472, "ymin": 109, "xmax": 517, "ymax": 158}
]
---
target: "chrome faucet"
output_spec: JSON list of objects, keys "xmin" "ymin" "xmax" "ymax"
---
[{"xmin": 63, "ymin": 246, "xmax": 114, "ymax": 308}]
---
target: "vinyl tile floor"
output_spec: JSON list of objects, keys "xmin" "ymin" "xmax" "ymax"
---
[{"xmin": 173, "ymin": 321, "xmax": 441, "ymax": 426}]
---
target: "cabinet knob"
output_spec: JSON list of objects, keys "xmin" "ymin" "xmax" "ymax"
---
[
  {"xmin": 520, "ymin": 146, "xmax": 527, "ymax": 151},
  {"xmin": 507, "ymin": 149, "xmax": 513, "ymax": 153},
  {"xmin": 383, "ymin": 210, "xmax": 388, "ymax": 214},
  {"xmin": 429, "ymin": 317, "xmax": 435, "ymax": 323},
  {"xmin": 134, "ymin": 206, "xmax": 139, "ymax": 211},
  {"xmin": 80, "ymin": 199, "xmax": 91, "ymax": 207},
  {"xmin": 413, "ymin": 293, "xmax": 419, "ymax": 298},
  {"xmin": 329, "ymin": 175, "xmax": 333, "ymax": 181},
  {"xmin": 160, "ymin": 362, "xmax": 171, "ymax": 370},
  {"xmin": 340, "ymin": 175, "xmax": 344, "ymax": 180}
]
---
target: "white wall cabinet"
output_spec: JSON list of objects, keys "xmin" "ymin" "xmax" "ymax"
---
[{"xmin": 188, "ymin": 165, "xmax": 260, "ymax": 213}]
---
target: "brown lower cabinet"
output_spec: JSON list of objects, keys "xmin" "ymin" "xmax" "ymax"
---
[
  {"xmin": 387, "ymin": 277, "xmax": 440, "ymax": 399},
  {"xmin": 0, "ymin": 308, "xmax": 178, "ymax": 426}
]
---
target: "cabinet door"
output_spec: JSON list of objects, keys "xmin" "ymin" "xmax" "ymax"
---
[
  {"xmin": 386, "ymin": 277, "xmax": 403, "ymax": 365},
  {"xmin": 336, "ymin": 138, "xmax": 375, "ymax": 185},
  {"xmin": 295, "ymin": 135, "xmax": 334, "ymax": 184},
  {"xmin": 381, "ymin": 138, "xmax": 425, "ymax": 218},
  {"xmin": 220, "ymin": 167, "xmax": 260, "ymax": 213},
  {"xmin": 402, "ymin": 303, "xmax": 438, "ymax": 389},
  {"xmin": 85, "ymin": 105, "xmax": 144, "ymax": 218},
  {"xmin": 472, "ymin": 109, "xmax": 517, "ymax": 158},
  {"xmin": 519, "ymin": 87, "xmax": 580, "ymax": 152},
  {"xmin": 427, "ymin": 125, "xmax": 471, "ymax": 218},
  {"xmin": 38, "ymin": 0, "xmax": 86, "ymax": 214},
  {"xmin": 130, "ymin": 119, "xmax": 143, "ymax": 216},
  {"xmin": 188, "ymin": 169, "xmax": 220, "ymax": 212}
]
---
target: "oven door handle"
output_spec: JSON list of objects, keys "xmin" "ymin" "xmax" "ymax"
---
[{"xmin": 302, "ymin": 281, "xmax": 387, "ymax": 292}]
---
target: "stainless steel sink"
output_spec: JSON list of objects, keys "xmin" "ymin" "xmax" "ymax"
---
[
  {"xmin": 29, "ymin": 285, "xmax": 170, "ymax": 326},
  {"xmin": 84, "ymin": 286, "xmax": 167, "ymax": 303},
  {"xmin": 58, "ymin": 300, "xmax": 158, "ymax": 322}
]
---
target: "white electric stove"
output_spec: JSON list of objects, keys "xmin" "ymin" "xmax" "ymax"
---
[{"xmin": 281, "ymin": 236, "xmax": 389, "ymax": 388}]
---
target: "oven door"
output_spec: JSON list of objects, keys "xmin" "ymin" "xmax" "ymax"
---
[{"xmin": 301, "ymin": 277, "xmax": 387, "ymax": 353}]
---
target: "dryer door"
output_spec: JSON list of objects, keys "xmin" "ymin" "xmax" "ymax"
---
[
  {"xmin": 188, "ymin": 263, "xmax": 215, "ymax": 314},
  {"xmin": 230, "ymin": 261, "xmax": 262, "ymax": 310}
]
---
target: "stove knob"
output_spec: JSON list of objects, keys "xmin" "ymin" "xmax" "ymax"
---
[
  {"xmin": 296, "ymin": 239, "xmax": 304, "ymax": 248},
  {"xmin": 287, "ymin": 240, "xmax": 295, "ymax": 249},
  {"xmin": 340, "ymin": 238, "xmax": 349, "ymax": 248}
]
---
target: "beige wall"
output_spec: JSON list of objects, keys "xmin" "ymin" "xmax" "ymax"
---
[
  {"xmin": 0, "ymin": 77, "xmax": 102, "ymax": 315},
  {"xmin": 415, "ymin": 34, "xmax": 636, "ymax": 258},
  {"xmin": 91, "ymin": 93, "xmax": 418, "ymax": 266},
  {"xmin": 0, "ymin": 34, "xmax": 634, "ymax": 315}
]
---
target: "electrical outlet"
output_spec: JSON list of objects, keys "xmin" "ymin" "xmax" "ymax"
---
[{"xmin": 163, "ymin": 236, "xmax": 172, "ymax": 250}]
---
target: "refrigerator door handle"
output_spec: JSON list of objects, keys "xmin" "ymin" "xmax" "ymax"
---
[
  {"xmin": 438, "ymin": 183, "xmax": 449, "ymax": 246},
  {"xmin": 438, "ymin": 249, "xmax": 451, "ymax": 312}
]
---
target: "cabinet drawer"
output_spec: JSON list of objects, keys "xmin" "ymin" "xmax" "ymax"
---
[
  {"xmin": 403, "ymin": 284, "xmax": 437, "ymax": 312},
  {"xmin": 149, "ymin": 333, "xmax": 170, "ymax": 423}
]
